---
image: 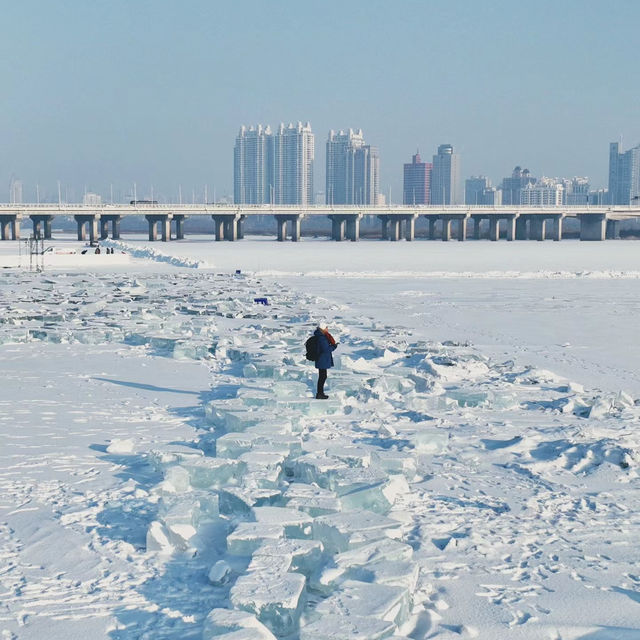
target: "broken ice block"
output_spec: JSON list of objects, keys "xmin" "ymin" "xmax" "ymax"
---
[
  {"xmin": 226, "ymin": 522, "xmax": 284, "ymax": 556},
  {"xmin": 251, "ymin": 539, "xmax": 323, "ymax": 577},
  {"xmin": 239, "ymin": 451, "xmax": 285, "ymax": 486},
  {"xmin": 396, "ymin": 423, "xmax": 448, "ymax": 453},
  {"xmin": 272, "ymin": 380, "xmax": 311, "ymax": 398},
  {"xmin": 283, "ymin": 483, "xmax": 342, "ymax": 517},
  {"xmin": 202, "ymin": 608, "xmax": 276, "ymax": 640},
  {"xmin": 315, "ymin": 579, "xmax": 410, "ymax": 627},
  {"xmin": 146, "ymin": 521, "xmax": 173, "ymax": 554},
  {"xmin": 252, "ymin": 506, "xmax": 313, "ymax": 538},
  {"xmin": 179, "ymin": 457, "xmax": 243, "ymax": 489},
  {"xmin": 313, "ymin": 510, "xmax": 401, "ymax": 553},
  {"xmin": 293, "ymin": 454, "xmax": 349, "ymax": 489},
  {"xmin": 372, "ymin": 451, "xmax": 418, "ymax": 479},
  {"xmin": 348, "ymin": 560, "xmax": 419, "ymax": 591},
  {"xmin": 219, "ymin": 487, "xmax": 281, "ymax": 517},
  {"xmin": 230, "ymin": 570, "xmax": 306, "ymax": 637},
  {"xmin": 208, "ymin": 559, "xmax": 232, "ymax": 585},
  {"xmin": 299, "ymin": 614, "xmax": 395, "ymax": 640}
]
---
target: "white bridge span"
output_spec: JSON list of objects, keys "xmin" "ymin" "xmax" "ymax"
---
[{"xmin": 1, "ymin": 203, "xmax": 639, "ymax": 242}]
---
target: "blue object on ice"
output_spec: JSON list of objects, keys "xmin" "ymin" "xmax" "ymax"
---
[
  {"xmin": 254, "ymin": 297, "xmax": 269, "ymax": 305},
  {"xmin": 235, "ymin": 269, "xmax": 241, "ymax": 274}
]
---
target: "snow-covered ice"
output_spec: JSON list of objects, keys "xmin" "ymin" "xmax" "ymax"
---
[{"xmin": 1, "ymin": 236, "xmax": 640, "ymax": 639}]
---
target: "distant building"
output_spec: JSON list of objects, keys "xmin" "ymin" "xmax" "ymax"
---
[
  {"xmin": 403, "ymin": 152, "xmax": 432, "ymax": 205},
  {"xmin": 501, "ymin": 166, "xmax": 535, "ymax": 205},
  {"xmin": 9, "ymin": 178, "xmax": 22, "ymax": 204},
  {"xmin": 430, "ymin": 144, "xmax": 461, "ymax": 205},
  {"xmin": 326, "ymin": 129, "xmax": 379, "ymax": 205},
  {"xmin": 234, "ymin": 122, "xmax": 314, "ymax": 205},
  {"xmin": 465, "ymin": 176, "xmax": 489, "ymax": 205},
  {"xmin": 234, "ymin": 124, "xmax": 273, "ymax": 204},
  {"xmin": 563, "ymin": 177, "xmax": 590, "ymax": 205},
  {"xmin": 589, "ymin": 188, "xmax": 608, "ymax": 205},
  {"xmin": 520, "ymin": 178, "xmax": 564, "ymax": 206},
  {"xmin": 273, "ymin": 122, "xmax": 314, "ymax": 205},
  {"xmin": 482, "ymin": 186, "xmax": 502, "ymax": 206},
  {"xmin": 83, "ymin": 192, "xmax": 102, "ymax": 206},
  {"xmin": 608, "ymin": 142, "xmax": 640, "ymax": 205}
]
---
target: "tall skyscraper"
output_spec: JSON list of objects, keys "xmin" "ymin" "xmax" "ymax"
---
[
  {"xmin": 430, "ymin": 144, "xmax": 461, "ymax": 205},
  {"xmin": 234, "ymin": 122, "xmax": 314, "ymax": 205},
  {"xmin": 273, "ymin": 122, "xmax": 314, "ymax": 205},
  {"xmin": 608, "ymin": 142, "xmax": 640, "ymax": 205},
  {"xmin": 403, "ymin": 152, "xmax": 432, "ymax": 205},
  {"xmin": 234, "ymin": 125, "xmax": 273, "ymax": 204},
  {"xmin": 326, "ymin": 129, "xmax": 380, "ymax": 205},
  {"xmin": 501, "ymin": 166, "xmax": 535, "ymax": 205}
]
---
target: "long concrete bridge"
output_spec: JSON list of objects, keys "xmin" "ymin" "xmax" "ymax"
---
[{"xmin": 1, "ymin": 203, "xmax": 639, "ymax": 243}]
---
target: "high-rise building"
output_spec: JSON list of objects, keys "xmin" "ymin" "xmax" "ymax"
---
[
  {"xmin": 608, "ymin": 142, "xmax": 640, "ymax": 205},
  {"xmin": 520, "ymin": 178, "xmax": 564, "ymax": 206},
  {"xmin": 326, "ymin": 129, "xmax": 379, "ymax": 205},
  {"xmin": 430, "ymin": 144, "xmax": 461, "ymax": 205},
  {"xmin": 273, "ymin": 122, "xmax": 314, "ymax": 205},
  {"xmin": 9, "ymin": 178, "xmax": 22, "ymax": 204},
  {"xmin": 234, "ymin": 124, "xmax": 273, "ymax": 204},
  {"xmin": 403, "ymin": 152, "xmax": 432, "ymax": 205},
  {"xmin": 501, "ymin": 166, "xmax": 535, "ymax": 205},
  {"xmin": 234, "ymin": 122, "xmax": 314, "ymax": 205},
  {"xmin": 465, "ymin": 176, "xmax": 489, "ymax": 205},
  {"xmin": 563, "ymin": 177, "xmax": 590, "ymax": 205}
]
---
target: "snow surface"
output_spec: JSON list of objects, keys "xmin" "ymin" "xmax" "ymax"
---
[{"xmin": 1, "ymin": 236, "xmax": 640, "ymax": 639}]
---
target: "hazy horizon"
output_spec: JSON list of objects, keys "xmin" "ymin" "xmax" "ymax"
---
[{"xmin": 2, "ymin": 0, "xmax": 639, "ymax": 203}]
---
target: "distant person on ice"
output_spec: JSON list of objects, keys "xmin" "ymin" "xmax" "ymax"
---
[{"xmin": 314, "ymin": 324, "xmax": 337, "ymax": 399}]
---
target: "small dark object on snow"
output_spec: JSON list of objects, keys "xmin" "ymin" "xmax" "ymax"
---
[{"xmin": 254, "ymin": 297, "xmax": 269, "ymax": 305}]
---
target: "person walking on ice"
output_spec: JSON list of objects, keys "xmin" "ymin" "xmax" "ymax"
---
[{"xmin": 312, "ymin": 323, "xmax": 338, "ymax": 399}]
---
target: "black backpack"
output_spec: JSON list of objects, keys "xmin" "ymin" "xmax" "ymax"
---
[{"xmin": 305, "ymin": 335, "xmax": 318, "ymax": 361}]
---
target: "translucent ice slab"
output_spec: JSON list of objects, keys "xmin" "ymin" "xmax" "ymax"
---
[
  {"xmin": 312, "ymin": 510, "xmax": 401, "ymax": 553},
  {"xmin": 230, "ymin": 569, "xmax": 306, "ymax": 637},
  {"xmin": 216, "ymin": 431, "xmax": 300, "ymax": 459},
  {"xmin": 202, "ymin": 608, "xmax": 276, "ymax": 640},
  {"xmin": 347, "ymin": 560, "xmax": 420, "ymax": 591},
  {"xmin": 371, "ymin": 451, "xmax": 418, "ymax": 479},
  {"xmin": 315, "ymin": 579, "xmax": 410, "ymax": 627},
  {"xmin": 251, "ymin": 539, "xmax": 323, "ymax": 577},
  {"xmin": 395, "ymin": 424, "xmax": 449, "ymax": 453},
  {"xmin": 226, "ymin": 522, "xmax": 284, "ymax": 556},
  {"xmin": 293, "ymin": 454, "xmax": 350, "ymax": 489},
  {"xmin": 179, "ymin": 457, "xmax": 243, "ymax": 489},
  {"xmin": 219, "ymin": 487, "xmax": 281, "ymax": 518},
  {"xmin": 252, "ymin": 506, "xmax": 313, "ymax": 539},
  {"xmin": 299, "ymin": 614, "xmax": 395, "ymax": 640},
  {"xmin": 282, "ymin": 483, "xmax": 342, "ymax": 517}
]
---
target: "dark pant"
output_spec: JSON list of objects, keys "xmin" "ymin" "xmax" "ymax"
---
[{"xmin": 317, "ymin": 368, "xmax": 327, "ymax": 395}]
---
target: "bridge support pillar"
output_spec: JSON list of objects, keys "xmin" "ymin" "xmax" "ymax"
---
[
  {"xmin": 346, "ymin": 214, "xmax": 361, "ymax": 241},
  {"xmin": 428, "ymin": 217, "xmax": 437, "ymax": 240},
  {"xmin": 442, "ymin": 218, "xmax": 452, "ymax": 241},
  {"xmin": 212, "ymin": 214, "xmax": 240, "ymax": 241},
  {"xmin": 173, "ymin": 215, "xmax": 186, "ymax": 240},
  {"xmin": 405, "ymin": 216, "xmax": 415, "ymax": 241},
  {"xmin": 457, "ymin": 217, "xmax": 467, "ymax": 241},
  {"xmin": 515, "ymin": 216, "xmax": 528, "ymax": 240},
  {"xmin": 550, "ymin": 215, "xmax": 564, "ymax": 241},
  {"xmin": 472, "ymin": 217, "xmax": 482, "ymax": 240},
  {"xmin": 606, "ymin": 219, "xmax": 619, "ymax": 240},
  {"xmin": 99, "ymin": 215, "xmax": 122, "ymax": 240},
  {"xmin": 0, "ymin": 215, "xmax": 20, "ymax": 240},
  {"xmin": 74, "ymin": 215, "xmax": 99, "ymax": 243},
  {"xmin": 488, "ymin": 216, "xmax": 500, "ymax": 241},
  {"xmin": 506, "ymin": 215, "xmax": 517, "ymax": 241},
  {"xmin": 237, "ymin": 215, "xmax": 245, "ymax": 239},
  {"xmin": 100, "ymin": 219, "xmax": 109, "ymax": 240},
  {"xmin": 388, "ymin": 218, "xmax": 400, "ymax": 241},
  {"xmin": 330, "ymin": 217, "xmax": 345, "ymax": 241},
  {"xmin": 30, "ymin": 215, "xmax": 54, "ymax": 239},
  {"xmin": 145, "ymin": 214, "xmax": 172, "ymax": 242},
  {"xmin": 274, "ymin": 214, "xmax": 304, "ymax": 241},
  {"xmin": 330, "ymin": 214, "xmax": 361, "ymax": 241},
  {"xmin": 530, "ymin": 217, "xmax": 546, "ymax": 241},
  {"xmin": 378, "ymin": 215, "xmax": 389, "ymax": 240},
  {"xmin": 578, "ymin": 214, "xmax": 606, "ymax": 241}
]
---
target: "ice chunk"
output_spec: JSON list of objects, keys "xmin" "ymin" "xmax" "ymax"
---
[
  {"xmin": 106, "ymin": 438, "xmax": 135, "ymax": 454},
  {"xmin": 161, "ymin": 493, "xmax": 219, "ymax": 528},
  {"xmin": 179, "ymin": 457, "xmax": 243, "ymax": 489},
  {"xmin": 315, "ymin": 579, "xmax": 410, "ymax": 627},
  {"xmin": 158, "ymin": 465, "xmax": 191, "ymax": 494},
  {"xmin": 272, "ymin": 380, "xmax": 311, "ymax": 398},
  {"xmin": 396, "ymin": 423, "xmax": 448, "ymax": 453},
  {"xmin": 219, "ymin": 487, "xmax": 281, "ymax": 517},
  {"xmin": 208, "ymin": 560, "xmax": 232, "ymax": 585},
  {"xmin": 293, "ymin": 454, "xmax": 349, "ymax": 489},
  {"xmin": 227, "ymin": 522, "xmax": 284, "ymax": 556},
  {"xmin": 446, "ymin": 389, "xmax": 490, "ymax": 408},
  {"xmin": 313, "ymin": 510, "xmax": 401, "ymax": 553},
  {"xmin": 325, "ymin": 444, "xmax": 373, "ymax": 468},
  {"xmin": 300, "ymin": 614, "xmax": 395, "ymax": 640},
  {"xmin": 146, "ymin": 521, "xmax": 173, "ymax": 554},
  {"xmin": 252, "ymin": 506, "xmax": 313, "ymax": 538},
  {"xmin": 148, "ymin": 444, "xmax": 204, "ymax": 470},
  {"xmin": 239, "ymin": 451, "xmax": 285, "ymax": 486},
  {"xmin": 251, "ymin": 539, "xmax": 323, "ymax": 577},
  {"xmin": 588, "ymin": 396, "xmax": 614, "ymax": 419},
  {"xmin": 202, "ymin": 608, "xmax": 276, "ymax": 640},
  {"xmin": 372, "ymin": 451, "xmax": 417, "ymax": 479},
  {"xmin": 348, "ymin": 560, "xmax": 419, "ymax": 591},
  {"xmin": 283, "ymin": 483, "xmax": 342, "ymax": 517},
  {"xmin": 230, "ymin": 570, "xmax": 306, "ymax": 637}
]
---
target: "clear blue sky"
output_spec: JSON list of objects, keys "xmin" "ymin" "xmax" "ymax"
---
[{"xmin": 1, "ymin": 0, "xmax": 639, "ymax": 202}]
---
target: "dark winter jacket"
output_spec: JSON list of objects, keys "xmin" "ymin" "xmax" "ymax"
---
[{"xmin": 314, "ymin": 327, "xmax": 337, "ymax": 369}]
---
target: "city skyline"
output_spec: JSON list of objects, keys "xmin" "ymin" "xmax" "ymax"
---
[{"xmin": 2, "ymin": 1, "xmax": 639, "ymax": 204}]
